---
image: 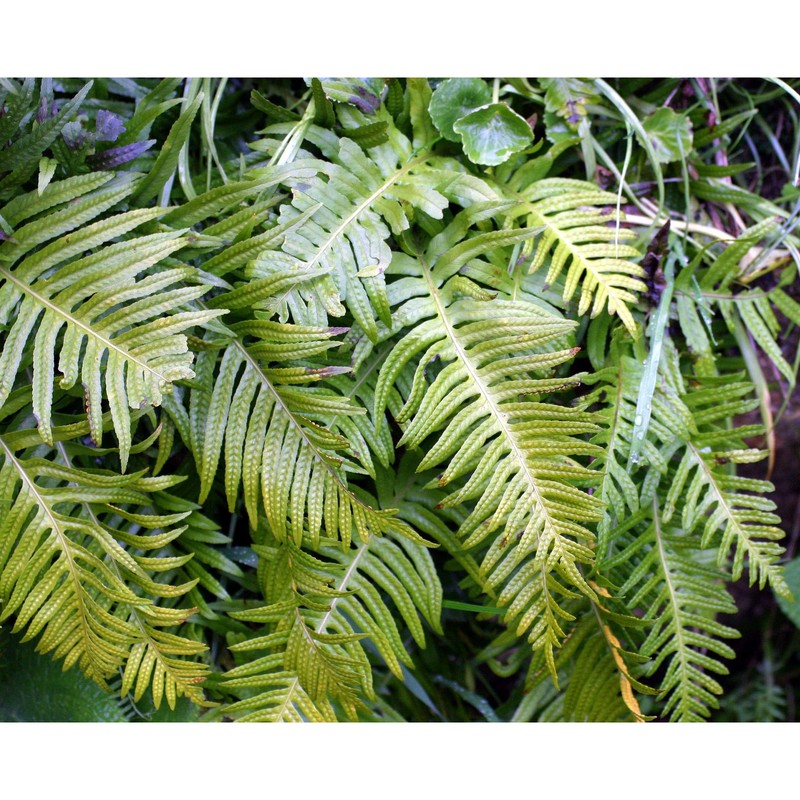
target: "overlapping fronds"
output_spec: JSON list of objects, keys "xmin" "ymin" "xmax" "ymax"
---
[
  {"xmin": 223, "ymin": 522, "xmax": 441, "ymax": 721},
  {"xmin": 582, "ymin": 343, "xmax": 699, "ymax": 560},
  {"xmin": 0, "ymin": 435, "xmax": 209, "ymax": 707},
  {"xmin": 1, "ymin": 77, "xmax": 797, "ymax": 724},
  {"xmin": 0, "ymin": 172, "xmax": 223, "ymax": 468},
  {"xmin": 247, "ymin": 118, "xmax": 458, "ymax": 338},
  {"xmin": 373, "ymin": 212, "xmax": 607, "ymax": 674},
  {"xmin": 185, "ymin": 276, "xmax": 425, "ymax": 550},
  {"xmin": 560, "ymin": 602, "xmax": 652, "ymax": 722},
  {"xmin": 144, "ymin": 492, "xmax": 246, "ymax": 618},
  {"xmin": 685, "ymin": 217, "xmax": 800, "ymax": 384},
  {"xmin": 477, "ymin": 584, "xmax": 654, "ymax": 721}
]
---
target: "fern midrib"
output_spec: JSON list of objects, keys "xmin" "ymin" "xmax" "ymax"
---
[
  {"xmin": 302, "ymin": 154, "xmax": 425, "ymax": 272},
  {"xmin": 526, "ymin": 203, "xmax": 635, "ymax": 303},
  {"xmin": 419, "ymin": 252, "xmax": 562, "ymax": 548},
  {"xmin": 0, "ymin": 434, "xmax": 100, "ymax": 677},
  {"xmin": 0, "ymin": 264, "xmax": 177, "ymax": 383},
  {"xmin": 419, "ymin": 248, "xmax": 574, "ymax": 641}
]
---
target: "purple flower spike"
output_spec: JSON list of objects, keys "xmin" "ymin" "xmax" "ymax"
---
[
  {"xmin": 61, "ymin": 120, "xmax": 85, "ymax": 150},
  {"xmin": 87, "ymin": 139, "xmax": 155, "ymax": 169},
  {"xmin": 36, "ymin": 95, "xmax": 49, "ymax": 124},
  {"xmin": 95, "ymin": 110, "xmax": 126, "ymax": 142}
]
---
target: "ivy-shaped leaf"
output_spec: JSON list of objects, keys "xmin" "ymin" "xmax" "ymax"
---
[
  {"xmin": 642, "ymin": 108, "xmax": 693, "ymax": 164},
  {"xmin": 453, "ymin": 103, "xmax": 533, "ymax": 166}
]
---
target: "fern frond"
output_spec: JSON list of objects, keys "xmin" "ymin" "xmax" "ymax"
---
[
  {"xmin": 224, "ymin": 524, "xmax": 441, "ymax": 722},
  {"xmin": 0, "ymin": 435, "xmax": 208, "ymax": 705},
  {"xmin": 186, "ymin": 280, "xmax": 425, "ymax": 549},
  {"xmin": 514, "ymin": 178, "xmax": 645, "ymax": 334},
  {"xmin": 664, "ymin": 376, "xmax": 788, "ymax": 595},
  {"xmin": 374, "ymin": 223, "xmax": 605, "ymax": 673},
  {"xmin": 608, "ymin": 501, "xmax": 740, "ymax": 722},
  {"xmin": 247, "ymin": 114, "xmax": 497, "ymax": 337},
  {"xmin": 120, "ymin": 612, "xmax": 210, "ymax": 711},
  {"xmin": 0, "ymin": 175, "xmax": 224, "ymax": 468},
  {"xmin": 478, "ymin": 582, "xmax": 653, "ymax": 721},
  {"xmin": 144, "ymin": 491, "xmax": 246, "ymax": 618}
]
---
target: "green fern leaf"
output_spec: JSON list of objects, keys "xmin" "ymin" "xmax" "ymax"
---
[
  {"xmin": 664, "ymin": 376, "xmax": 788, "ymax": 595},
  {"xmin": 224, "ymin": 518, "xmax": 441, "ymax": 722},
  {"xmin": 249, "ymin": 119, "xmax": 453, "ymax": 338},
  {"xmin": 608, "ymin": 502, "xmax": 741, "ymax": 722},
  {"xmin": 515, "ymin": 177, "xmax": 645, "ymax": 335},
  {"xmin": 374, "ymin": 220, "xmax": 605, "ymax": 674},
  {"xmin": 0, "ymin": 435, "xmax": 208, "ymax": 706},
  {"xmin": 0, "ymin": 178, "xmax": 224, "ymax": 467},
  {"xmin": 186, "ymin": 278, "xmax": 427, "ymax": 550}
]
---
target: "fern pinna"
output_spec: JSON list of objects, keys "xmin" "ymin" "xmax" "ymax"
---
[{"xmin": 0, "ymin": 77, "xmax": 796, "ymax": 722}]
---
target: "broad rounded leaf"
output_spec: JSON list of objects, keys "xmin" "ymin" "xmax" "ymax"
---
[
  {"xmin": 642, "ymin": 107, "xmax": 693, "ymax": 164},
  {"xmin": 453, "ymin": 103, "xmax": 533, "ymax": 166},
  {"xmin": 544, "ymin": 111, "xmax": 578, "ymax": 145},
  {"xmin": 429, "ymin": 78, "xmax": 492, "ymax": 142}
]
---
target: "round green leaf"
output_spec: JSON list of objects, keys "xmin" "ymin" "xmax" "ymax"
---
[
  {"xmin": 453, "ymin": 103, "xmax": 533, "ymax": 166},
  {"xmin": 642, "ymin": 107, "xmax": 693, "ymax": 164},
  {"xmin": 429, "ymin": 78, "xmax": 492, "ymax": 142}
]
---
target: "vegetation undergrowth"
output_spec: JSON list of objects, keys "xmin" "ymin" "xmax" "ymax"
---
[{"xmin": 2, "ymin": 77, "xmax": 800, "ymax": 722}]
